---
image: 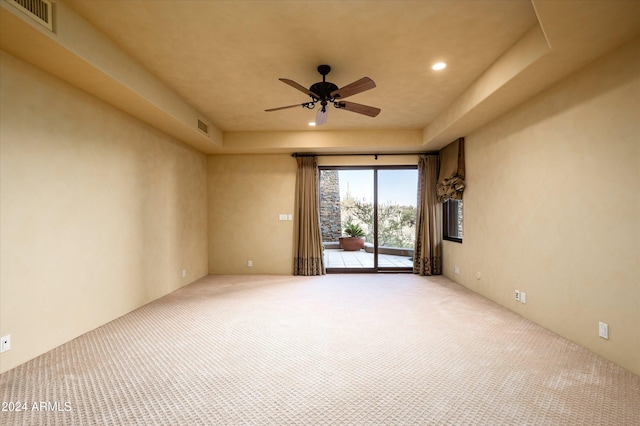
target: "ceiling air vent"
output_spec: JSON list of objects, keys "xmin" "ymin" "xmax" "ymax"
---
[
  {"xmin": 197, "ymin": 119, "xmax": 209, "ymax": 136},
  {"xmin": 6, "ymin": 0, "xmax": 53, "ymax": 31}
]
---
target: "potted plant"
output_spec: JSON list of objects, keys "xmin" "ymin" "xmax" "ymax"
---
[{"xmin": 339, "ymin": 223, "xmax": 366, "ymax": 251}]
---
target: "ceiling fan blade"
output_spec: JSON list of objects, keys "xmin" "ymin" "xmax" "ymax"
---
[
  {"xmin": 265, "ymin": 103, "xmax": 307, "ymax": 112},
  {"xmin": 279, "ymin": 79, "xmax": 321, "ymax": 99},
  {"xmin": 336, "ymin": 101, "xmax": 381, "ymax": 117},
  {"xmin": 315, "ymin": 107, "xmax": 328, "ymax": 125},
  {"xmin": 330, "ymin": 77, "xmax": 376, "ymax": 99}
]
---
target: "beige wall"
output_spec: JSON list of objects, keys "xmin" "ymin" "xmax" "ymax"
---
[
  {"xmin": 207, "ymin": 155, "xmax": 297, "ymax": 274},
  {"xmin": 0, "ymin": 52, "xmax": 209, "ymax": 373},
  {"xmin": 222, "ymin": 130, "xmax": 423, "ymax": 154},
  {"xmin": 443, "ymin": 39, "xmax": 640, "ymax": 375},
  {"xmin": 206, "ymin": 154, "xmax": 420, "ymax": 275},
  {"xmin": 317, "ymin": 155, "xmax": 418, "ymax": 167}
]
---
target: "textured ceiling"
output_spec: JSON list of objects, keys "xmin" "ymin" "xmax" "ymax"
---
[
  {"xmin": 2, "ymin": 0, "xmax": 637, "ymax": 153},
  {"xmin": 64, "ymin": 0, "xmax": 537, "ymax": 132}
]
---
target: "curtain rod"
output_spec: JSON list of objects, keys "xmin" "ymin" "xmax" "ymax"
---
[{"xmin": 291, "ymin": 152, "xmax": 437, "ymax": 159}]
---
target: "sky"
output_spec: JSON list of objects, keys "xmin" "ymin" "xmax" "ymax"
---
[{"xmin": 337, "ymin": 169, "xmax": 418, "ymax": 207}]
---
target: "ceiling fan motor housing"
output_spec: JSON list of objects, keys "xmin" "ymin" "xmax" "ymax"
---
[
  {"xmin": 309, "ymin": 65, "xmax": 338, "ymax": 101},
  {"xmin": 310, "ymin": 64, "xmax": 338, "ymax": 102},
  {"xmin": 310, "ymin": 82, "xmax": 339, "ymax": 102}
]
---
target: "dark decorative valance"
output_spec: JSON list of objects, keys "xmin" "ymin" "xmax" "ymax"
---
[{"xmin": 436, "ymin": 138, "xmax": 465, "ymax": 202}]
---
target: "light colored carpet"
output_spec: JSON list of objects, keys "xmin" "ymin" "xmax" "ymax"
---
[{"xmin": 1, "ymin": 274, "xmax": 638, "ymax": 425}]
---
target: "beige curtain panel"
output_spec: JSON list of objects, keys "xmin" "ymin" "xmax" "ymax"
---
[
  {"xmin": 293, "ymin": 156, "xmax": 326, "ymax": 276},
  {"xmin": 414, "ymin": 155, "xmax": 442, "ymax": 276},
  {"xmin": 436, "ymin": 137, "xmax": 465, "ymax": 202}
]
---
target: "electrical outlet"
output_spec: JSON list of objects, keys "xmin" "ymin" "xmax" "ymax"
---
[
  {"xmin": 599, "ymin": 322, "xmax": 609, "ymax": 339},
  {"xmin": 182, "ymin": 269, "xmax": 187, "ymax": 278},
  {"xmin": 247, "ymin": 260, "xmax": 253, "ymax": 267},
  {"xmin": 454, "ymin": 266, "xmax": 460, "ymax": 274},
  {"xmin": 521, "ymin": 292, "xmax": 526, "ymax": 304},
  {"xmin": 0, "ymin": 335, "xmax": 10, "ymax": 353},
  {"xmin": 515, "ymin": 290, "xmax": 520, "ymax": 302}
]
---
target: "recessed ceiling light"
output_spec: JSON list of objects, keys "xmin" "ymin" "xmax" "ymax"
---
[
  {"xmin": 308, "ymin": 122, "xmax": 316, "ymax": 127},
  {"xmin": 432, "ymin": 62, "xmax": 447, "ymax": 71}
]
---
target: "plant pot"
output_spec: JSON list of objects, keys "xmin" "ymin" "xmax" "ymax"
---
[{"xmin": 339, "ymin": 237, "xmax": 365, "ymax": 251}]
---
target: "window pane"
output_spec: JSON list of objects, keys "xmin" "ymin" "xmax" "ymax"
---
[{"xmin": 444, "ymin": 199, "xmax": 463, "ymax": 242}]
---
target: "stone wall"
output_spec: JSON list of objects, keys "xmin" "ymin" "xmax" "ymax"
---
[{"xmin": 319, "ymin": 170, "xmax": 342, "ymax": 242}]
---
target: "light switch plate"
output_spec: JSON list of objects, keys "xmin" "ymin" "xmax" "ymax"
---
[
  {"xmin": 599, "ymin": 322, "xmax": 609, "ymax": 339},
  {"xmin": 0, "ymin": 335, "xmax": 10, "ymax": 353}
]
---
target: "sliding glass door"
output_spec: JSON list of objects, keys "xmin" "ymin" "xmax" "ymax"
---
[
  {"xmin": 376, "ymin": 169, "xmax": 418, "ymax": 269},
  {"xmin": 319, "ymin": 166, "xmax": 418, "ymax": 272}
]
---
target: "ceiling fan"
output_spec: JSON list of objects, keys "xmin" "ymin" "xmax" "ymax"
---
[{"xmin": 265, "ymin": 65, "xmax": 380, "ymax": 125}]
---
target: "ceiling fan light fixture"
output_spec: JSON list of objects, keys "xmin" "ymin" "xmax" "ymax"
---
[
  {"xmin": 266, "ymin": 65, "xmax": 380, "ymax": 125},
  {"xmin": 432, "ymin": 62, "xmax": 447, "ymax": 71}
]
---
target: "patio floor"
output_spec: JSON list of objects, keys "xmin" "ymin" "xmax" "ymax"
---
[{"xmin": 324, "ymin": 248, "xmax": 414, "ymax": 269}]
